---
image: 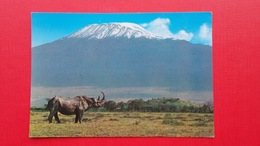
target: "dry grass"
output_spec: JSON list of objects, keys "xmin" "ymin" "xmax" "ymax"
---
[{"xmin": 30, "ymin": 111, "xmax": 214, "ymax": 137}]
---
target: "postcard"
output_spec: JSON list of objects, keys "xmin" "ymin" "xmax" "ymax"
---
[{"xmin": 30, "ymin": 12, "xmax": 213, "ymax": 137}]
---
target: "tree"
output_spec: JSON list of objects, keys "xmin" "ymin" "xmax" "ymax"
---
[
  {"xmin": 127, "ymin": 99, "xmax": 145, "ymax": 111},
  {"xmin": 103, "ymin": 100, "xmax": 117, "ymax": 111},
  {"xmin": 116, "ymin": 101, "xmax": 128, "ymax": 112}
]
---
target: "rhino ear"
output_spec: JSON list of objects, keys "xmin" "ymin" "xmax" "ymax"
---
[{"xmin": 90, "ymin": 98, "xmax": 96, "ymax": 103}]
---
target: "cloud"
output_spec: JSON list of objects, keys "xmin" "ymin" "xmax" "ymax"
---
[
  {"xmin": 199, "ymin": 23, "xmax": 212, "ymax": 45},
  {"xmin": 142, "ymin": 18, "xmax": 172, "ymax": 38},
  {"xmin": 172, "ymin": 30, "xmax": 194, "ymax": 41},
  {"xmin": 142, "ymin": 18, "xmax": 193, "ymax": 41}
]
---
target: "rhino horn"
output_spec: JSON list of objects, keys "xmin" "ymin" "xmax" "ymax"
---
[{"xmin": 101, "ymin": 92, "xmax": 105, "ymax": 100}]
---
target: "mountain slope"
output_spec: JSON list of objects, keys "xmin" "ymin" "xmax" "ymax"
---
[{"xmin": 32, "ymin": 23, "xmax": 212, "ymax": 92}]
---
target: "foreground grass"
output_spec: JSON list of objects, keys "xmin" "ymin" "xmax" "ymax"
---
[{"xmin": 30, "ymin": 111, "xmax": 214, "ymax": 137}]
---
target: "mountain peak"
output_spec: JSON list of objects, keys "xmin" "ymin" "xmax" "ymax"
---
[{"xmin": 67, "ymin": 22, "xmax": 163, "ymax": 39}]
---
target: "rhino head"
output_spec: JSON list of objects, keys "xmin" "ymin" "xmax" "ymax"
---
[{"xmin": 91, "ymin": 91, "xmax": 105, "ymax": 108}]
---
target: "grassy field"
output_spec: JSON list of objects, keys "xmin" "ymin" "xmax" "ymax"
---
[{"xmin": 30, "ymin": 111, "xmax": 214, "ymax": 137}]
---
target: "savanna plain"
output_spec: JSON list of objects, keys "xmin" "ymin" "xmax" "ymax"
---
[{"xmin": 30, "ymin": 111, "xmax": 214, "ymax": 137}]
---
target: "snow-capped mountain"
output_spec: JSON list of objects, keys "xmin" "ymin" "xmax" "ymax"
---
[
  {"xmin": 32, "ymin": 22, "xmax": 212, "ymax": 93},
  {"xmin": 67, "ymin": 22, "xmax": 163, "ymax": 39}
]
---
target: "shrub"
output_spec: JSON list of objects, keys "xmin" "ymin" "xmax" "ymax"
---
[{"xmin": 162, "ymin": 113, "xmax": 184, "ymax": 126}]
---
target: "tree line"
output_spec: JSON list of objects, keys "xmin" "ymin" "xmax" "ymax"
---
[
  {"xmin": 31, "ymin": 97, "xmax": 213, "ymax": 113},
  {"xmin": 92, "ymin": 97, "xmax": 213, "ymax": 113}
]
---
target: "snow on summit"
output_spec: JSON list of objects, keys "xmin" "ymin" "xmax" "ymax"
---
[{"xmin": 67, "ymin": 22, "xmax": 163, "ymax": 39}]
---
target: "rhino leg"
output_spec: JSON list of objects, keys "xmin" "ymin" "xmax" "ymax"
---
[
  {"xmin": 48, "ymin": 103, "xmax": 59, "ymax": 123},
  {"xmin": 75, "ymin": 110, "xmax": 84, "ymax": 123},
  {"xmin": 75, "ymin": 112, "xmax": 79, "ymax": 123},
  {"xmin": 48, "ymin": 111, "xmax": 54, "ymax": 123},
  {"xmin": 78, "ymin": 111, "xmax": 84, "ymax": 123},
  {"xmin": 54, "ymin": 113, "xmax": 61, "ymax": 123}
]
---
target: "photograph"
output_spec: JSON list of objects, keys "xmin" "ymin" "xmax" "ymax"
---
[{"xmin": 30, "ymin": 12, "xmax": 213, "ymax": 137}]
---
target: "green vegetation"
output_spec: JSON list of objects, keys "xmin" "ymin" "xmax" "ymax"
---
[
  {"xmin": 95, "ymin": 97, "xmax": 213, "ymax": 113},
  {"xmin": 33, "ymin": 97, "xmax": 213, "ymax": 113}
]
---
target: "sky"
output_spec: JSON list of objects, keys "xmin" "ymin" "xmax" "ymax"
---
[{"xmin": 32, "ymin": 12, "xmax": 212, "ymax": 47}]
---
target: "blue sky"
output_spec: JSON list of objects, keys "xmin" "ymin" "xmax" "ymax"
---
[{"xmin": 32, "ymin": 12, "xmax": 212, "ymax": 47}]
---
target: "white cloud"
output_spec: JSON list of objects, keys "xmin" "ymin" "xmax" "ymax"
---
[
  {"xmin": 172, "ymin": 30, "xmax": 194, "ymax": 41},
  {"xmin": 199, "ymin": 23, "xmax": 212, "ymax": 45},
  {"xmin": 140, "ymin": 23, "xmax": 148, "ymax": 27},
  {"xmin": 142, "ymin": 18, "xmax": 194, "ymax": 41}
]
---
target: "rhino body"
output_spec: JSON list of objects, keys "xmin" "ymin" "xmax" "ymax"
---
[{"xmin": 47, "ymin": 92, "xmax": 105, "ymax": 123}]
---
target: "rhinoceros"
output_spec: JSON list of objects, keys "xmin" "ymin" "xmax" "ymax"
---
[{"xmin": 46, "ymin": 92, "xmax": 105, "ymax": 123}]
